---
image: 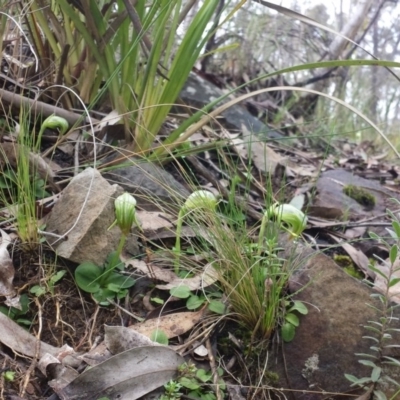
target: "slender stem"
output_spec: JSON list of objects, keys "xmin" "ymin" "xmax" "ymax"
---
[
  {"xmin": 100, "ymin": 233, "xmax": 127, "ymax": 285},
  {"xmin": 174, "ymin": 210, "xmax": 185, "ymax": 275},
  {"xmin": 257, "ymin": 214, "xmax": 268, "ymax": 257}
]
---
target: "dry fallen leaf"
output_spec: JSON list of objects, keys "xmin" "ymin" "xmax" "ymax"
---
[
  {"xmin": 328, "ymin": 234, "xmax": 374, "ymax": 279},
  {"xmin": 0, "ymin": 312, "xmax": 60, "ymax": 358},
  {"xmin": 129, "ymin": 309, "xmax": 205, "ymax": 339},
  {"xmin": 105, "ymin": 326, "xmax": 161, "ymax": 355},
  {"xmin": 373, "ymin": 258, "xmax": 400, "ymax": 304},
  {"xmin": 0, "ymin": 229, "xmax": 17, "ymax": 305},
  {"xmin": 136, "ymin": 211, "xmax": 174, "ymax": 232},
  {"xmin": 126, "ymin": 258, "xmax": 218, "ymax": 290},
  {"xmin": 52, "ymin": 346, "xmax": 184, "ymax": 400}
]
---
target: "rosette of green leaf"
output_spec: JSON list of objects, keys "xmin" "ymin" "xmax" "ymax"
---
[
  {"xmin": 75, "ymin": 193, "xmax": 138, "ymax": 304},
  {"xmin": 174, "ymin": 190, "xmax": 218, "ymax": 275},
  {"xmin": 75, "ymin": 253, "xmax": 135, "ymax": 305}
]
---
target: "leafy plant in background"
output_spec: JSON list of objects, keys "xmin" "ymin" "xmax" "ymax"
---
[
  {"xmin": 22, "ymin": 0, "xmax": 230, "ymax": 154},
  {"xmin": 344, "ymin": 206, "xmax": 400, "ymax": 400},
  {"xmin": 169, "ymin": 285, "xmax": 225, "ymax": 315},
  {"xmin": 160, "ymin": 362, "xmax": 225, "ymax": 400},
  {"xmin": 174, "ymin": 190, "xmax": 219, "ymax": 275},
  {"xmin": 1, "ymin": 370, "xmax": 15, "ymax": 382},
  {"xmin": 0, "ymin": 169, "xmax": 50, "ymax": 200},
  {"xmin": 30, "ymin": 270, "xmax": 66, "ymax": 297},
  {"xmin": 188, "ymin": 198, "xmax": 308, "ymax": 342},
  {"xmin": 281, "ymin": 299, "xmax": 309, "ymax": 342},
  {"xmin": 0, "ymin": 113, "xmax": 65, "ymax": 249},
  {"xmin": 75, "ymin": 193, "xmax": 138, "ymax": 305}
]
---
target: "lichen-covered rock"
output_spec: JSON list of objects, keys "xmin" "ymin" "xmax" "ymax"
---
[{"xmin": 271, "ymin": 247, "xmax": 400, "ymax": 399}]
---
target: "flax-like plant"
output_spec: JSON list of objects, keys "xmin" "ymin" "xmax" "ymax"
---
[
  {"xmin": 23, "ymin": 0, "xmax": 227, "ymax": 152},
  {"xmin": 0, "ymin": 111, "xmax": 41, "ymax": 249}
]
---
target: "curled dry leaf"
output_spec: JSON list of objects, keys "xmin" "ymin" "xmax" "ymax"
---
[
  {"xmin": 373, "ymin": 258, "xmax": 400, "ymax": 304},
  {"xmin": 155, "ymin": 264, "xmax": 218, "ymax": 290},
  {"xmin": 129, "ymin": 308, "xmax": 205, "ymax": 339},
  {"xmin": 0, "ymin": 229, "xmax": 17, "ymax": 305},
  {"xmin": 51, "ymin": 346, "xmax": 184, "ymax": 400},
  {"xmin": 136, "ymin": 211, "xmax": 174, "ymax": 232},
  {"xmin": 328, "ymin": 233, "xmax": 374, "ymax": 279},
  {"xmin": 126, "ymin": 258, "xmax": 218, "ymax": 290},
  {"xmin": 105, "ymin": 325, "xmax": 161, "ymax": 354},
  {"xmin": 0, "ymin": 311, "xmax": 60, "ymax": 358}
]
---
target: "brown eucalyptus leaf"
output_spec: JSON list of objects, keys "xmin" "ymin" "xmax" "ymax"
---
[
  {"xmin": 155, "ymin": 264, "xmax": 218, "ymax": 290},
  {"xmin": 0, "ymin": 229, "xmax": 16, "ymax": 299},
  {"xmin": 373, "ymin": 258, "xmax": 400, "ymax": 304},
  {"xmin": 105, "ymin": 325, "xmax": 160, "ymax": 355},
  {"xmin": 328, "ymin": 234, "xmax": 374, "ymax": 279},
  {"xmin": 53, "ymin": 346, "xmax": 184, "ymax": 400},
  {"xmin": 129, "ymin": 309, "xmax": 205, "ymax": 339},
  {"xmin": 0, "ymin": 312, "xmax": 60, "ymax": 358}
]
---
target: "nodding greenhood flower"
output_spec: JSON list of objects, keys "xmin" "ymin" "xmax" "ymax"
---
[
  {"xmin": 174, "ymin": 190, "xmax": 218, "ymax": 275},
  {"xmin": 268, "ymin": 203, "xmax": 307, "ymax": 238},
  {"xmin": 183, "ymin": 190, "xmax": 218, "ymax": 213},
  {"xmin": 41, "ymin": 115, "xmax": 69, "ymax": 134},
  {"xmin": 114, "ymin": 193, "xmax": 140, "ymax": 235}
]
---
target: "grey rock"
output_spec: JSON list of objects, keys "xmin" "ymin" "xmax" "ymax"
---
[
  {"xmin": 103, "ymin": 161, "xmax": 190, "ymax": 211},
  {"xmin": 45, "ymin": 168, "xmax": 137, "ymax": 265},
  {"xmin": 271, "ymin": 247, "xmax": 400, "ymax": 399},
  {"xmin": 180, "ymin": 72, "xmax": 283, "ymax": 140}
]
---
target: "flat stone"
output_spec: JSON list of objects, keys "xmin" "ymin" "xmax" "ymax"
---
[
  {"xmin": 45, "ymin": 168, "xmax": 130, "ymax": 265},
  {"xmin": 181, "ymin": 73, "xmax": 283, "ymax": 141},
  {"xmin": 271, "ymin": 246, "xmax": 400, "ymax": 399},
  {"xmin": 103, "ymin": 161, "xmax": 190, "ymax": 211}
]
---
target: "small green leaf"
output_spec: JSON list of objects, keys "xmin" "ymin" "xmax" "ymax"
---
[
  {"xmin": 358, "ymin": 360, "xmax": 377, "ymax": 368},
  {"xmin": 186, "ymin": 295, "xmax": 205, "ymax": 310},
  {"xmin": 50, "ymin": 270, "xmax": 66, "ymax": 285},
  {"xmin": 30, "ymin": 285, "xmax": 46, "ymax": 297},
  {"xmin": 3, "ymin": 371, "xmax": 15, "ymax": 381},
  {"xmin": 208, "ymin": 300, "xmax": 226, "ymax": 315},
  {"xmin": 15, "ymin": 318, "xmax": 32, "ymax": 326},
  {"xmin": 386, "ymin": 229, "xmax": 397, "ymax": 240},
  {"xmin": 371, "ymin": 366, "xmax": 381, "ymax": 383},
  {"xmin": 389, "ymin": 245, "xmax": 398, "ymax": 265},
  {"xmin": 93, "ymin": 288, "xmax": 115, "ymax": 304},
  {"xmin": 196, "ymin": 369, "xmax": 212, "ymax": 383},
  {"xmin": 199, "ymin": 393, "xmax": 216, "ymax": 400},
  {"xmin": 382, "ymin": 375, "xmax": 400, "ymax": 387},
  {"xmin": 344, "ymin": 373, "xmax": 360, "ymax": 383},
  {"xmin": 170, "ymin": 285, "xmax": 191, "ymax": 299},
  {"xmin": 368, "ymin": 265, "xmax": 389, "ymax": 281},
  {"xmin": 382, "ymin": 356, "xmax": 400, "ymax": 366},
  {"xmin": 107, "ymin": 272, "xmax": 135, "ymax": 289},
  {"xmin": 281, "ymin": 321, "xmax": 296, "ymax": 342},
  {"xmin": 150, "ymin": 329, "xmax": 169, "ymax": 345},
  {"xmin": 369, "ymin": 232, "xmax": 380, "ymax": 240},
  {"xmin": 285, "ymin": 313, "xmax": 299, "ymax": 327},
  {"xmin": 389, "ymin": 278, "xmax": 400, "ymax": 288},
  {"xmin": 151, "ymin": 297, "xmax": 164, "ymax": 305},
  {"xmin": 75, "ymin": 262, "xmax": 103, "ymax": 293},
  {"xmin": 179, "ymin": 377, "xmax": 200, "ymax": 390},
  {"xmin": 289, "ymin": 300, "xmax": 308, "ymax": 315},
  {"xmin": 392, "ymin": 220, "xmax": 400, "ymax": 238},
  {"xmin": 373, "ymin": 390, "xmax": 387, "ymax": 400}
]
